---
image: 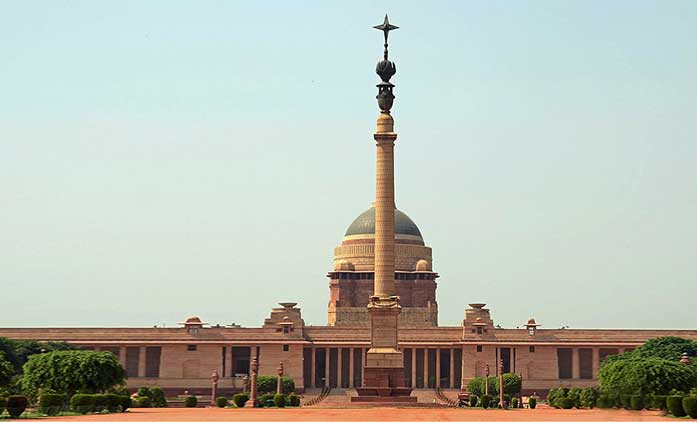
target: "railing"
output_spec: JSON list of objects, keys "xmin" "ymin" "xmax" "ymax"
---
[
  {"xmin": 302, "ymin": 386, "xmax": 331, "ymax": 407},
  {"xmin": 434, "ymin": 386, "xmax": 459, "ymax": 407}
]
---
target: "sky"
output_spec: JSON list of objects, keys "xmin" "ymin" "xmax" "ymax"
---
[{"xmin": 1, "ymin": 1, "xmax": 696, "ymax": 329}]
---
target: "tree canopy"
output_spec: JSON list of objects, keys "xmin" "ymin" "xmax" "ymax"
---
[
  {"xmin": 598, "ymin": 336, "xmax": 697, "ymax": 398},
  {"xmin": 0, "ymin": 337, "xmax": 79, "ymax": 373},
  {"xmin": 466, "ymin": 373, "xmax": 522, "ymax": 397},
  {"xmin": 20, "ymin": 350, "xmax": 126, "ymax": 397},
  {"xmin": 0, "ymin": 351, "xmax": 14, "ymax": 387}
]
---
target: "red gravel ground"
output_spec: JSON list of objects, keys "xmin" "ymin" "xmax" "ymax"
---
[{"xmin": 56, "ymin": 407, "xmax": 668, "ymax": 421}]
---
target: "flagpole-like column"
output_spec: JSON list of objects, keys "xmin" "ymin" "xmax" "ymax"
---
[{"xmin": 356, "ymin": 16, "xmax": 412, "ymax": 399}]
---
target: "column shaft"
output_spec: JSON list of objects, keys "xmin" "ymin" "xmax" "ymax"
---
[
  {"xmin": 435, "ymin": 348, "xmax": 441, "ymax": 387},
  {"xmin": 449, "ymin": 349, "xmax": 455, "ymax": 389},
  {"xmin": 325, "ymin": 348, "xmax": 330, "ymax": 387},
  {"xmin": 310, "ymin": 347, "xmax": 316, "ymax": 388},
  {"xmin": 373, "ymin": 134, "xmax": 396, "ymax": 298},
  {"xmin": 572, "ymin": 348, "xmax": 580, "ymax": 379},
  {"xmin": 411, "ymin": 348, "xmax": 417, "ymax": 388},
  {"xmin": 349, "ymin": 347, "xmax": 355, "ymax": 388},
  {"xmin": 337, "ymin": 348, "xmax": 343, "ymax": 388},
  {"xmin": 138, "ymin": 346, "xmax": 146, "ymax": 378}
]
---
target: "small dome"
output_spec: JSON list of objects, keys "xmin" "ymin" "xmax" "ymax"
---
[
  {"xmin": 415, "ymin": 259, "xmax": 431, "ymax": 272},
  {"xmin": 334, "ymin": 260, "xmax": 355, "ymax": 271},
  {"xmin": 344, "ymin": 205, "xmax": 424, "ymax": 244},
  {"xmin": 185, "ymin": 316, "xmax": 202, "ymax": 324},
  {"xmin": 526, "ymin": 318, "xmax": 539, "ymax": 327}
]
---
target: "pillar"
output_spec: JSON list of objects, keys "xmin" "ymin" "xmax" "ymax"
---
[
  {"xmin": 337, "ymin": 348, "xmax": 343, "ymax": 388},
  {"xmin": 325, "ymin": 347, "xmax": 330, "ymax": 387},
  {"xmin": 411, "ymin": 348, "xmax": 417, "ymax": 388},
  {"xmin": 435, "ymin": 348, "xmax": 441, "ymax": 388},
  {"xmin": 227, "ymin": 346, "xmax": 234, "ymax": 377},
  {"xmin": 349, "ymin": 347, "xmax": 355, "ymax": 388},
  {"xmin": 138, "ymin": 346, "xmax": 146, "ymax": 377},
  {"xmin": 423, "ymin": 348, "xmax": 429, "ymax": 388},
  {"xmin": 460, "ymin": 346, "xmax": 467, "ymax": 391},
  {"xmin": 449, "ymin": 348, "xmax": 455, "ymax": 389},
  {"xmin": 572, "ymin": 348, "xmax": 580, "ymax": 379},
  {"xmin": 119, "ymin": 346, "xmax": 127, "ymax": 367},
  {"xmin": 373, "ymin": 118, "xmax": 397, "ymax": 298},
  {"xmin": 361, "ymin": 348, "xmax": 366, "ymax": 387},
  {"xmin": 310, "ymin": 347, "xmax": 316, "ymax": 388},
  {"xmin": 592, "ymin": 347, "xmax": 600, "ymax": 379}
]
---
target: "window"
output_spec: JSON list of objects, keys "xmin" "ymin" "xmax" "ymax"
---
[
  {"xmin": 529, "ymin": 346, "xmax": 536, "ymax": 353},
  {"xmin": 187, "ymin": 344, "xmax": 197, "ymax": 351},
  {"xmin": 283, "ymin": 344, "xmax": 289, "ymax": 352},
  {"xmin": 557, "ymin": 348, "xmax": 573, "ymax": 379},
  {"xmin": 476, "ymin": 327, "xmax": 483, "ymax": 334},
  {"xmin": 529, "ymin": 328, "xmax": 535, "ymax": 336},
  {"xmin": 145, "ymin": 347, "xmax": 161, "ymax": 378},
  {"xmin": 188, "ymin": 328, "xmax": 199, "ymax": 334},
  {"xmin": 476, "ymin": 345, "xmax": 483, "ymax": 353},
  {"xmin": 283, "ymin": 325, "xmax": 290, "ymax": 334}
]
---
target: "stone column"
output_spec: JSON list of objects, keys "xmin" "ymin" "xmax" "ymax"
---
[
  {"xmin": 276, "ymin": 362, "xmax": 284, "ymax": 395},
  {"xmin": 460, "ymin": 346, "xmax": 467, "ymax": 391},
  {"xmin": 423, "ymin": 349, "xmax": 429, "ymax": 388},
  {"xmin": 310, "ymin": 347, "xmax": 316, "ymax": 388},
  {"xmin": 373, "ymin": 119, "xmax": 397, "ymax": 299},
  {"xmin": 119, "ymin": 346, "xmax": 127, "ymax": 367},
  {"xmin": 138, "ymin": 347, "xmax": 146, "ymax": 378},
  {"xmin": 227, "ymin": 346, "xmax": 234, "ymax": 377},
  {"xmin": 411, "ymin": 348, "xmax": 417, "ymax": 388},
  {"xmin": 361, "ymin": 348, "xmax": 366, "ymax": 387},
  {"xmin": 592, "ymin": 347, "xmax": 600, "ymax": 379},
  {"xmin": 325, "ymin": 348, "xmax": 330, "ymax": 387},
  {"xmin": 449, "ymin": 349, "xmax": 455, "ymax": 389},
  {"xmin": 435, "ymin": 348, "xmax": 441, "ymax": 388},
  {"xmin": 337, "ymin": 348, "xmax": 343, "ymax": 388},
  {"xmin": 572, "ymin": 348, "xmax": 580, "ymax": 379},
  {"xmin": 349, "ymin": 347, "xmax": 355, "ymax": 388}
]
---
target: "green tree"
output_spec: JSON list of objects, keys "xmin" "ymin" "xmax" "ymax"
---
[
  {"xmin": 20, "ymin": 350, "xmax": 126, "ymax": 397},
  {"xmin": 632, "ymin": 337, "xmax": 697, "ymax": 361},
  {"xmin": 0, "ymin": 337, "xmax": 78, "ymax": 373},
  {"xmin": 599, "ymin": 355, "xmax": 697, "ymax": 398},
  {"xmin": 0, "ymin": 351, "xmax": 14, "ymax": 387},
  {"xmin": 467, "ymin": 373, "xmax": 521, "ymax": 397}
]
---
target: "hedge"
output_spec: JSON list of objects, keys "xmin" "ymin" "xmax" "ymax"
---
[
  {"xmin": 511, "ymin": 397, "xmax": 519, "ymax": 408},
  {"xmin": 651, "ymin": 395, "xmax": 667, "ymax": 410},
  {"xmin": 580, "ymin": 388, "xmax": 599, "ymax": 408},
  {"xmin": 94, "ymin": 394, "xmax": 109, "ymax": 412},
  {"xmin": 104, "ymin": 394, "xmax": 122, "ymax": 413},
  {"xmin": 667, "ymin": 395, "xmax": 687, "ymax": 417},
  {"xmin": 233, "ymin": 392, "xmax": 250, "ymax": 408},
  {"xmin": 71, "ymin": 394, "xmax": 96, "ymax": 414},
  {"xmin": 469, "ymin": 395, "xmax": 478, "ymax": 407},
  {"xmin": 288, "ymin": 393, "xmax": 300, "ymax": 407},
  {"xmin": 7, "ymin": 395, "xmax": 29, "ymax": 418},
  {"xmin": 630, "ymin": 395, "xmax": 643, "ymax": 411},
  {"xmin": 683, "ymin": 397, "xmax": 697, "ymax": 419},
  {"xmin": 0, "ymin": 397, "xmax": 6, "ymax": 414},
  {"xmin": 258, "ymin": 393, "xmax": 275, "ymax": 407},
  {"xmin": 184, "ymin": 396, "xmax": 198, "ymax": 408},
  {"xmin": 120, "ymin": 395, "xmax": 131, "ymax": 411},
  {"xmin": 559, "ymin": 397, "xmax": 575, "ymax": 409},
  {"xmin": 215, "ymin": 397, "xmax": 228, "ymax": 408},
  {"xmin": 257, "ymin": 376, "xmax": 295, "ymax": 395},
  {"xmin": 39, "ymin": 393, "xmax": 67, "ymax": 416},
  {"xmin": 480, "ymin": 394, "xmax": 490, "ymax": 409},
  {"xmin": 274, "ymin": 394, "xmax": 287, "ymax": 408},
  {"xmin": 529, "ymin": 396, "xmax": 537, "ymax": 409},
  {"xmin": 597, "ymin": 395, "xmax": 614, "ymax": 408}
]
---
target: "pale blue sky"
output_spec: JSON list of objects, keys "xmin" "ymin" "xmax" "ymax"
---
[{"xmin": 1, "ymin": 1, "xmax": 696, "ymax": 329}]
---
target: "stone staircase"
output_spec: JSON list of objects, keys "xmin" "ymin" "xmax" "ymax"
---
[{"xmin": 302, "ymin": 388, "xmax": 457, "ymax": 407}]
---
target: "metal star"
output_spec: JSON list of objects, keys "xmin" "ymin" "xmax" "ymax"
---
[{"xmin": 373, "ymin": 14, "xmax": 399, "ymax": 44}]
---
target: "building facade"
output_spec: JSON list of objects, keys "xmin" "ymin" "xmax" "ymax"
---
[{"xmin": 2, "ymin": 206, "xmax": 696, "ymax": 395}]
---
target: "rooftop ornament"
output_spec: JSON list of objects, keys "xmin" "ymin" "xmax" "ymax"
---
[{"xmin": 373, "ymin": 14, "xmax": 399, "ymax": 114}]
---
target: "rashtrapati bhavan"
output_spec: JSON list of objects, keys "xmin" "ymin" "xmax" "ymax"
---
[{"xmin": 2, "ymin": 16, "xmax": 696, "ymax": 399}]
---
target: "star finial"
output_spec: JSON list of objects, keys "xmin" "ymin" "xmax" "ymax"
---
[{"xmin": 373, "ymin": 14, "xmax": 399, "ymax": 59}]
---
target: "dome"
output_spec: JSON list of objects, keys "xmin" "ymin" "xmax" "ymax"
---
[{"xmin": 344, "ymin": 206, "xmax": 424, "ymax": 244}]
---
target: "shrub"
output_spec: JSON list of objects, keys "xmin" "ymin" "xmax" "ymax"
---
[
  {"xmin": 580, "ymin": 387, "xmax": 599, "ymax": 408},
  {"xmin": 667, "ymin": 395, "xmax": 687, "ymax": 417},
  {"xmin": 559, "ymin": 397, "xmax": 575, "ymax": 409},
  {"xmin": 480, "ymin": 394, "xmax": 490, "ymax": 409},
  {"xmin": 149, "ymin": 386, "xmax": 167, "ymax": 407},
  {"xmin": 651, "ymin": 395, "xmax": 667, "ymax": 410},
  {"xmin": 215, "ymin": 396, "xmax": 228, "ymax": 408},
  {"xmin": 630, "ymin": 395, "xmax": 643, "ymax": 410},
  {"xmin": 597, "ymin": 394, "xmax": 614, "ymax": 408},
  {"xmin": 528, "ymin": 396, "xmax": 537, "ymax": 409},
  {"xmin": 94, "ymin": 394, "xmax": 109, "ymax": 412},
  {"xmin": 288, "ymin": 393, "xmax": 300, "ymax": 407},
  {"xmin": 137, "ymin": 387, "xmax": 151, "ymax": 397},
  {"xmin": 119, "ymin": 395, "xmax": 131, "ymax": 411},
  {"xmin": 620, "ymin": 394, "xmax": 631, "ymax": 410},
  {"xmin": 257, "ymin": 376, "xmax": 295, "ymax": 395},
  {"xmin": 511, "ymin": 397, "xmax": 519, "ymax": 408},
  {"xmin": 233, "ymin": 392, "xmax": 250, "ymax": 408},
  {"xmin": 184, "ymin": 396, "xmax": 197, "ymax": 408},
  {"xmin": 258, "ymin": 393, "xmax": 275, "ymax": 407},
  {"xmin": 683, "ymin": 397, "xmax": 697, "ymax": 419},
  {"xmin": 39, "ymin": 393, "xmax": 67, "ymax": 416},
  {"xmin": 104, "ymin": 393, "xmax": 122, "ymax": 412},
  {"xmin": 0, "ymin": 397, "xmax": 6, "ymax": 414},
  {"xmin": 6, "ymin": 395, "xmax": 28, "ymax": 418},
  {"xmin": 567, "ymin": 388, "xmax": 582, "ymax": 408},
  {"xmin": 71, "ymin": 393, "xmax": 96, "ymax": 414},
  {"xmin": 274, "ymin": 394, "xmax": 287, "ymax": 408},
  {"xmin": 466, "ymin": 374, "xmax": 522, "ymax": 397},
  {"xmin": 599, "ymin": 355, "xmax": 697, "ymax": 398},
  {"xmin": 469, "ymin": 395, "xmax": 478, "ymax": 407},
  {"xmin": 137, "ymin": 396, "xmax": 152, "ymax": 408}
]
